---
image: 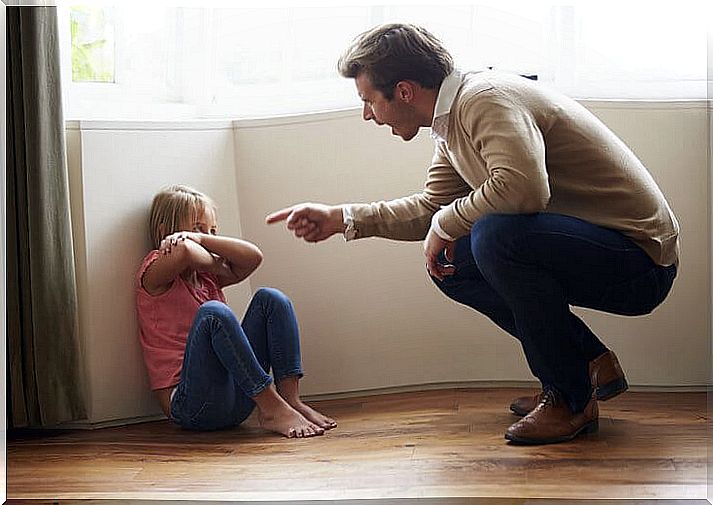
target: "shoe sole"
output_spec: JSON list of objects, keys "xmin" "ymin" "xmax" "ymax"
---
[
  {"xmin": 509, "ymin": 378, "xmax": 629, "ymax": 417},
  {"xmin": 505, "ymin": 419, "xmax": 599, "ymax": 445}
]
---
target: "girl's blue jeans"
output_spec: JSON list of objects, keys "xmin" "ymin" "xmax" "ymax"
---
[
  {"xmin": 431, "ymin": 213, "xmax": 677, "ymax": 414},
  {"xmin": 170, "ymin": 287, "xmax": 303, "ymax": 431}
]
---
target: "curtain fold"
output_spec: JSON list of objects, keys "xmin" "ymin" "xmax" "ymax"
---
[{"xmin": 6, "ymin": 6, "xmax": 86, "ymax": 428}]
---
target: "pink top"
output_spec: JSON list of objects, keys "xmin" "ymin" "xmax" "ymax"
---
[{"xmin": 135, "ymin": 250, "xmax": 226, "ymax": 390}]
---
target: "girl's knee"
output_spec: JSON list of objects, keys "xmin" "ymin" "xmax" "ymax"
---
[
  {"xmin": 199, "ymin": 300, "xmax": 229, "ymax": 315},
  {"xmin": 254, "ymin": 287, "xmax": 292, "ymax": 307},
  {"xmin": 197, "ymin": 300, "xmax": 236, "ymax": 325}
]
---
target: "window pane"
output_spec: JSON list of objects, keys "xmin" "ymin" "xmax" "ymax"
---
[
  {"xmin": 209, "ymin": 7, "xmax": 373, "ymax": 117},
  {"xmin": 570, "ymin": 4, "xmax": 708, "ymax": 99},
  {"xmin": 70, "ymin": 6, "xmax": 115, "ymax": 83},
  {"xmin": 61, "ymin": 4, "xmax": 710, "ymax": 120}
]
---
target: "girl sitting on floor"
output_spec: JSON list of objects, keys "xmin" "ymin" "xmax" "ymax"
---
[{"xmin": 135, "ymin": 184, "xmax": 336, "ymax": 437}]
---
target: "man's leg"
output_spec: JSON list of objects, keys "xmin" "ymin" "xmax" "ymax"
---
[
  {"xmin": 431, "ymin": 232, "xmax": 610, "ymax": 382},
  {"xmin": 430, "ymin": 234, "xmax": 521, "ymax": 341},
  {"xmin": 469, "ymin": 213, "xmax": 676, "ymax": 415},
  {"xmin": 431, "ymin": 226, "xmax": 614, "ymax": 422}
]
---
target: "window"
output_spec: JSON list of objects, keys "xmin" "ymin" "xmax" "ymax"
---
[
  {"xmin": 70, "ymin": 6, "xmax": 115, "ymax": 83},
  {"xmin": 58, "ymin": 3, "xmax": 711, "ymax": 120}
]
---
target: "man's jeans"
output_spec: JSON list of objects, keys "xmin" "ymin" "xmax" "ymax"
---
[
  {"xmin": 432, "ymin": 213, "xmax": 677, "ymax": 413},
  {"xmin": 170, "ymin": 288, "xmax": 304, "ymax": 431}
]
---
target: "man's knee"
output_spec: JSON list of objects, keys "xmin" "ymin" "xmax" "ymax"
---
[
  {"xmin": 430, "ymin": 272, "xmax": 456, "ymax": 299},
  {"xmin": 470, "ymin": 214, "xmax": 532, "ymax": 264}
]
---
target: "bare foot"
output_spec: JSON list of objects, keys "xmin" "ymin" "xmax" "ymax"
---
[
  {"xmin": 275, "ymin": 376, "xmax": 337, "ymax": 430},
  {"xmin": 258, "ymin": 403, "xmax": 324, "ymax": 438},
  {"xmin": 289, "ymin": 400, "xmax": 337, "ymax": 430}
]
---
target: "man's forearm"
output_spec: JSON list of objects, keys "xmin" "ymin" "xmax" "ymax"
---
[{"xmin": 347, "ymin": 193, "xmax": 441, "ymax": 241}]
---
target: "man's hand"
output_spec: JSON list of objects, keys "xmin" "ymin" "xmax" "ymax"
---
[
  {"xmin": 266, "ymin": 203, "xmax": 345, "ymax": 243},
  {"xmin": 424, "ymin": 226, "xmax": 456, "ymax": 281}
]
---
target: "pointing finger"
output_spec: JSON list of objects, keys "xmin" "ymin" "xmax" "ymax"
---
[{"xmin": 265, "ymin": 207, "xmax": 294, "ymax": 224}]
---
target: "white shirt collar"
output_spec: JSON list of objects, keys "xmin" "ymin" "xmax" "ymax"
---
[{"xmin": 430, "ymin": 69, "xmax": 465, "ymax": 142}]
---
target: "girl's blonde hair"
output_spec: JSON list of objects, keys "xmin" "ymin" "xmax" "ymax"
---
[{"xmin": 148, "ymin": 184, "xmax": 216, "ymax": 249}]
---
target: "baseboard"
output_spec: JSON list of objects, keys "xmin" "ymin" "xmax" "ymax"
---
[
  {"xmin": 55, "ymin": 413, "xmax": 167, "ymax": 430},
  {"xmin": 302, "ymin": 380, "xmax": 710, "ymax": 402},
  {"xmin": 47, "ymin": 380, "xmax": 710, "ymax": 430},
  {"xmin": 39, "ymin": 499, "xmax": 713, "ymax": 505}
]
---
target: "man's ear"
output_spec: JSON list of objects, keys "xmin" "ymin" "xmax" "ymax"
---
[
  {"xmin": 395, "ymin": 81, "xmax": 416, "ymax": 103},
  {"xmin": 158, "ymin": 223, "xmax": 166, "ymax": 239}
]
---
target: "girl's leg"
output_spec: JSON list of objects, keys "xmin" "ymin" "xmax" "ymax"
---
[
  {"xmin": 170, "ymin": 335, "xmax": 246, "ymax": 432},
  {"xmin": 172, "ymin": 300, "xmax": 323, "ymax": 437},
  {"xmin": 242, "ymin": 288, "xmax": 337, "ymax": 429}
]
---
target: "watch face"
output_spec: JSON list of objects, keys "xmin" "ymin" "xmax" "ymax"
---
[{"xmin": 344, "ymin": 222, "xmax": 357, "ymax": 241}]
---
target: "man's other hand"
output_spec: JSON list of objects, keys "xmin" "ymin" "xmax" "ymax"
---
[
  {"xmin": 424, "ymin": 226, "xmax": 456, "ymax": 281},
  {"xmin": 266, "ymin": 203, "xmax": 345, "ymax": 243}
]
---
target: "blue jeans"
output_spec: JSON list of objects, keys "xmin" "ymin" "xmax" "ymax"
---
[
  {"xmin": 170, "ymin": 288, "xmax": 303, "ymax": 431},
  {"xmin": 432, "ymin": 213, "xmax": 677, "ymax": 413}
]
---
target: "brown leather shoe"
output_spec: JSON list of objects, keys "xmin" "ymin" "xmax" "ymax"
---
[
  {"xmin": 589, "ymin": 350, "xmax": 628, "ymax": 401},
  {"xmin": 509, "ymin": 391, "xmax": 543, "ymax": 417},
  {"xmin": 509, "ymin": 350, "xmax": 628, "ymax": 416},
  {"xmin": 505, "ymin": 389, "xmax": 599, "ymax": 444}
]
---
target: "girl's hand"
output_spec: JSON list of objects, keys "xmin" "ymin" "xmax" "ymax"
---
[{"xmin": 159, "ymin": 231, "xmax": 202, "ymax": 255}]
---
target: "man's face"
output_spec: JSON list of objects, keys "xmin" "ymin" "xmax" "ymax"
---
[{"xmin": 355, "ymin": 73, "xmax": 422, "ymax": 142}]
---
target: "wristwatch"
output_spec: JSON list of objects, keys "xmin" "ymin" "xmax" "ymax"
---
[{"xmin": 342, "ymin": 205, "xmax": 357, "ymax": 241}]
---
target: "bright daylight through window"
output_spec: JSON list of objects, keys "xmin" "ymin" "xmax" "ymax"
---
[
  {"xmin": 70, "ymin": 6, "xmax": 115, "ymax": 83},
  {"xmin": 58, "ymin": 4, "xmax": 710, "ymax": 120}
]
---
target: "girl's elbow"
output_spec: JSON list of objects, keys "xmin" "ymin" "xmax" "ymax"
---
[
  {"xmin": 252, "ymin": 249, "xmax": 264, "ymax": 270},
  {"xmin": 234, "ymin": 250, "xmax": 262, "ymax": 281},
  {"xmin": 242, "ymin": 245, "xmax": 263, "ymax": 275}
]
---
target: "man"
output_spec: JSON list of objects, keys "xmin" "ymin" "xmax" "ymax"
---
[{"xmin": 266, "ymin": 23, "xmax": 679, "ymax": 444}]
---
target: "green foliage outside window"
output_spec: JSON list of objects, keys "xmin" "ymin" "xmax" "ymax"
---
[{"xmin": 71, "ymin": 6, "xmax": 114, "ymax": 83}]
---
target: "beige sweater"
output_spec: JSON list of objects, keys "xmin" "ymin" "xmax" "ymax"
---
[{"xmin": 350, "ymin": 70, "xmax": 680, "ymax": 266}]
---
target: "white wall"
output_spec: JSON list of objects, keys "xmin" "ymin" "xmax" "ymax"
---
[
  {"xmin": 580, "ymin": 102, "xmax": 710, "ymax": 385},
  {"xmin": 239, "ymin": 103, "xmax": 711, "ymax": 394},
  {"xmin": 67, "ymin": 102, "xmax": 711, "ymax": 425},
  {"xmin": 66, "ymin": 122, "xmax": 253, "ymax": 424}
]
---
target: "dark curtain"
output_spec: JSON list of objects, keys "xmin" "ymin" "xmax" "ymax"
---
[{"xmin": 6, "ymin": 6, "xmax": 86, "ymax": 427}]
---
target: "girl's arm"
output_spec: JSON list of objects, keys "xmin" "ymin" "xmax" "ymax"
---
[
  {"xmin": 194, "ymin": 234, "xmax": 264, "ymax": 287},
  {"xmin": 141, "ymin": 233, "xmax": 221, "ymax": 295},
  {"xmin": 142, "ymin": 232, "xmax": 263, "ymax": 294}
]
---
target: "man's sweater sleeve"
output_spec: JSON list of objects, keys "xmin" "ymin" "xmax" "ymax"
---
[
  {"xmin": 437, "ymin": 92, "xmax": 551, "ymax": 239},
  {"xmin": 349, "ymin": 143, "xmax": 471, "ymax": 241}
]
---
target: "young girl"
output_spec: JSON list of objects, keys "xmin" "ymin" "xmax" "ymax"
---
[{"xmin": 135, "ymin": 184, "xmax": 336, "ymax": 437}]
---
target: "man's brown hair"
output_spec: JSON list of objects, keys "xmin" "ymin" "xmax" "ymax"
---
[{"xmin": 338, "ymin": 23, "xmax": 454, "ymax": 100}]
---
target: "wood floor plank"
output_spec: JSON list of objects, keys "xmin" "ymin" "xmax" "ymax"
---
[{"xmin": 7, "ymin": 388, "xmax": 707, "ymax": 501}]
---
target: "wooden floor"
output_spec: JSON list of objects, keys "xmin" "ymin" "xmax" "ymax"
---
[{"xmin": 6, "ymin": 388, "xmax": 708, "ymax": 502}]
